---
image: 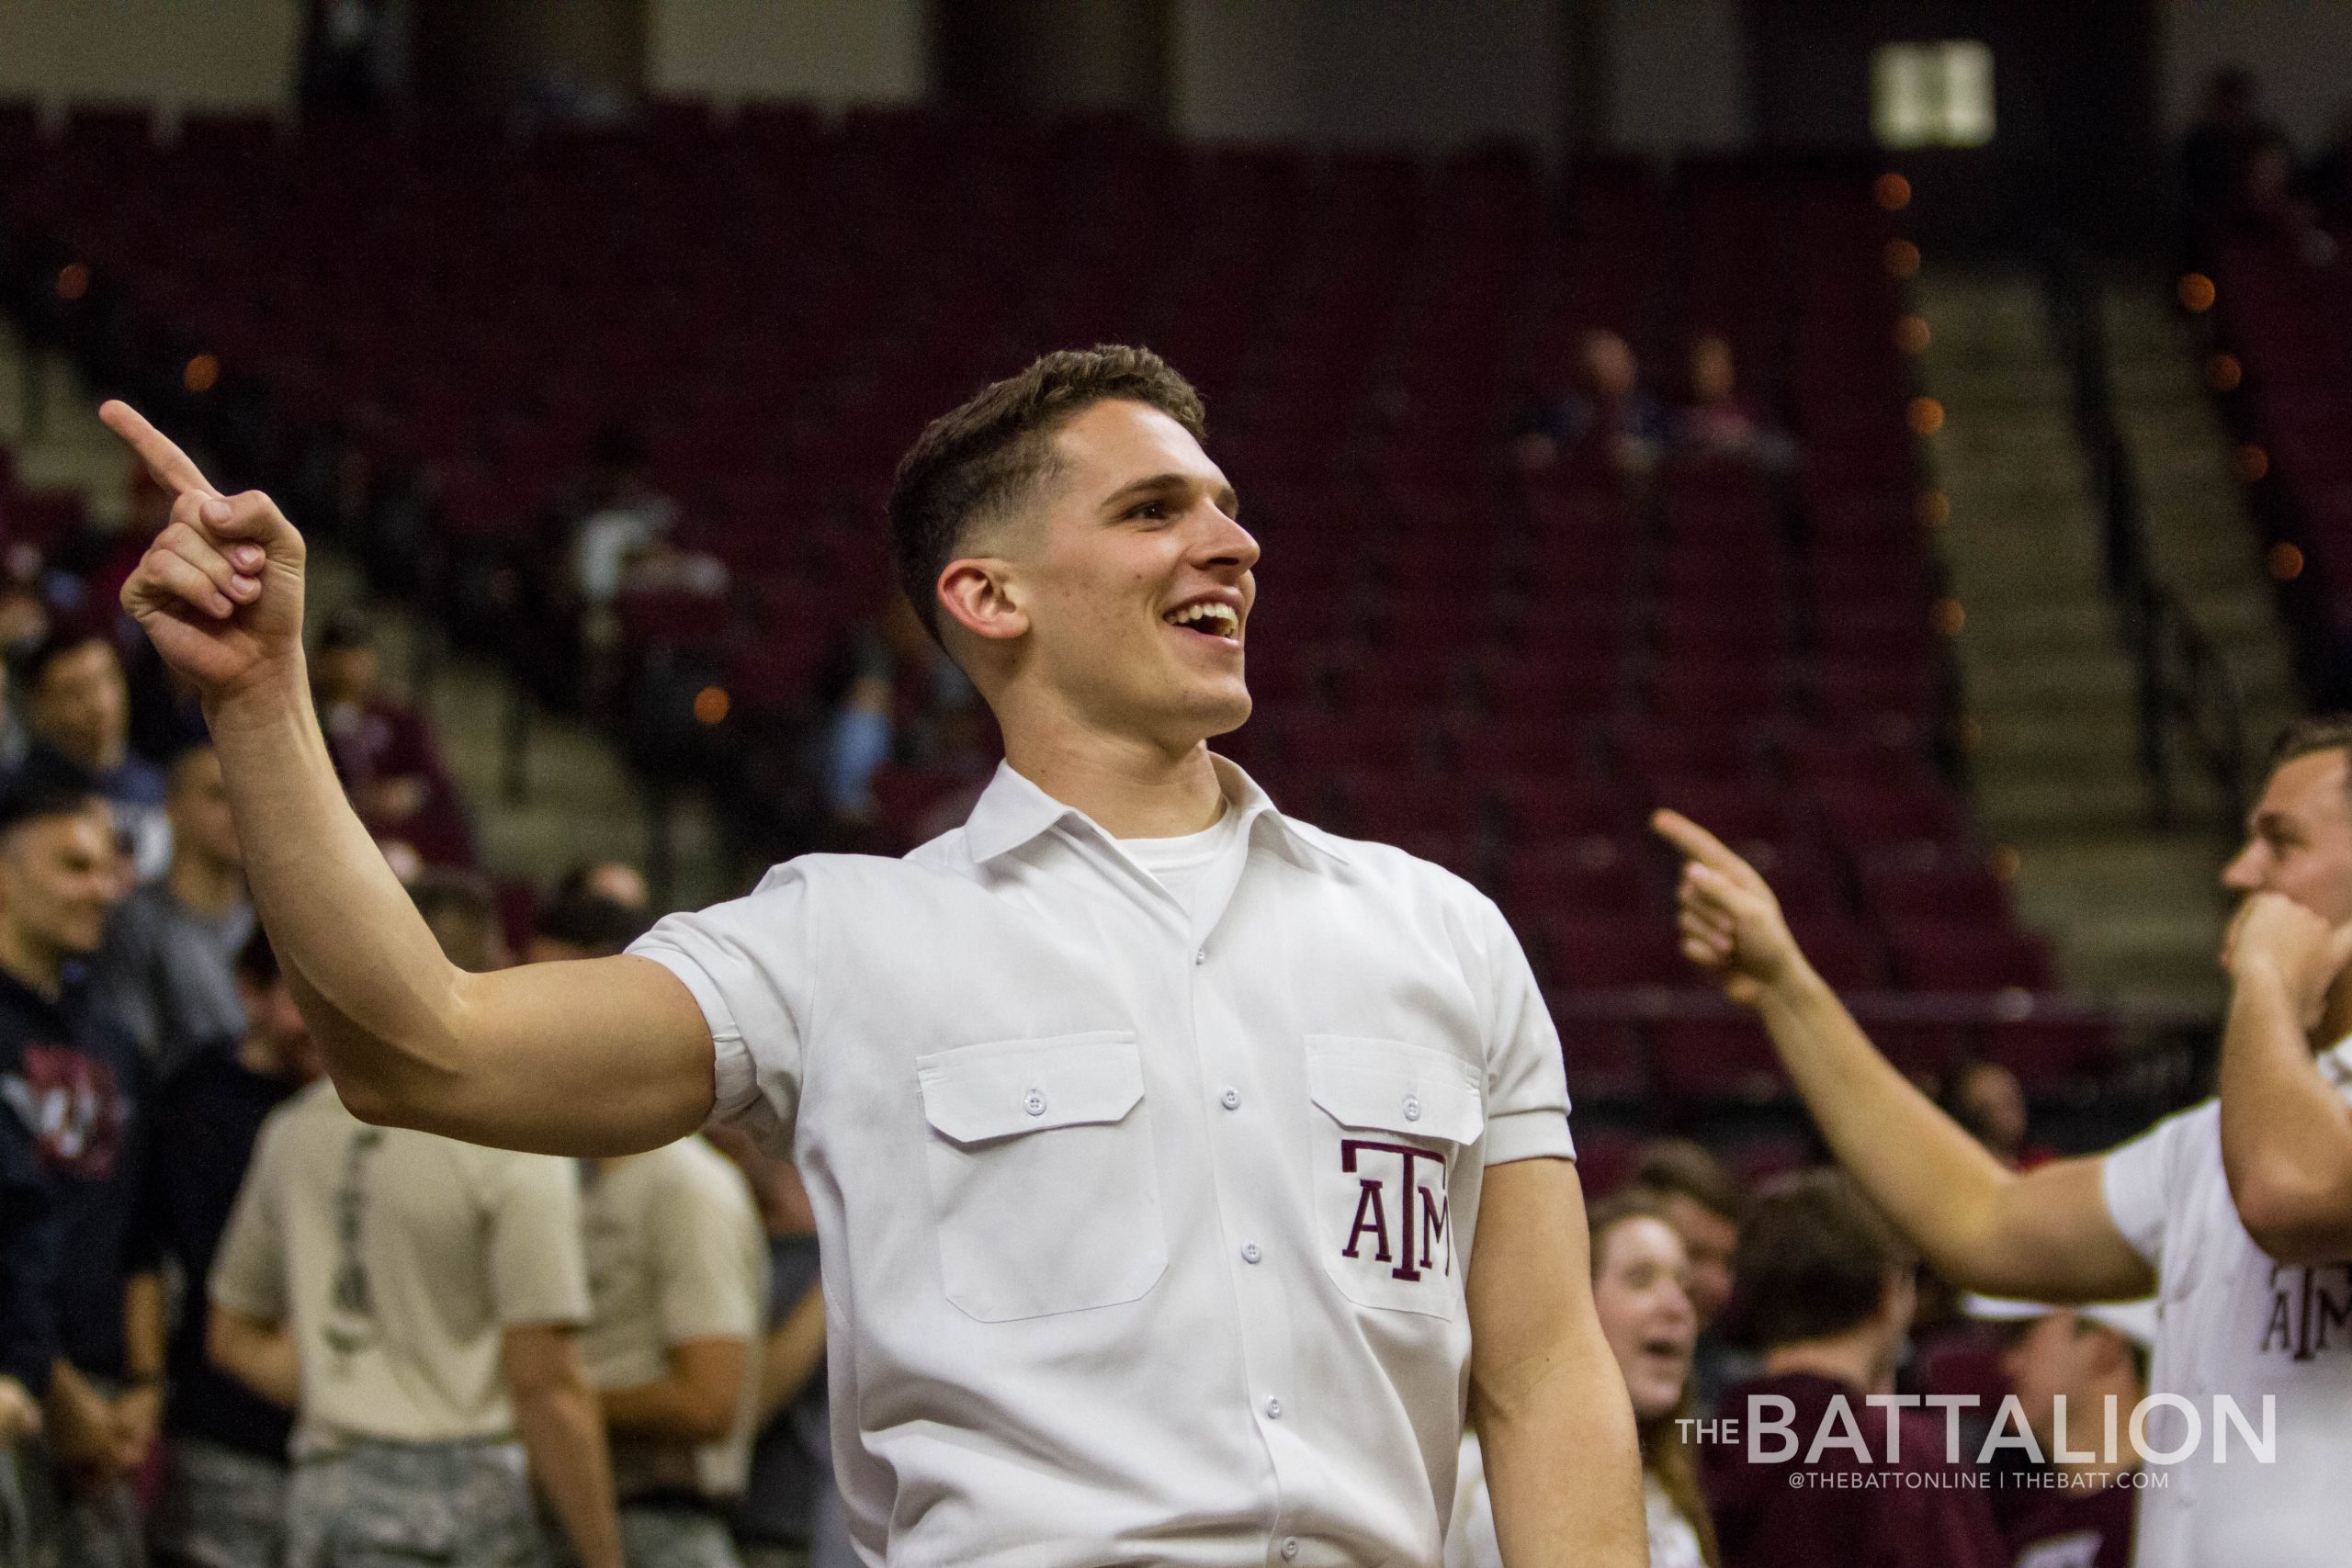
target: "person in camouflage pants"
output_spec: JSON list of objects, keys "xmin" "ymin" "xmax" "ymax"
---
[{"xmin": 283, "ymin": 1439, "xmax": 549, "ymax": 1568}]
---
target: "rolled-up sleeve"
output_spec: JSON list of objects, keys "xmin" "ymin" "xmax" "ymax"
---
[
  {"xmin": 627, "ymin": 863, "xmax": 819, "ymax": 1156},
  {"xmin": 1473, "ymin": 897, "xmax": 1576, "ymax": 1166}
]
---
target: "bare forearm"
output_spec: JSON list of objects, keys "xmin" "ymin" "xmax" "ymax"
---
[
  {"xmin": 599, "ymin": 1378, "xmax": 729, "ymax": 1445},
  {"xmin": 756, "ymin": 1286, "xmax": 826, "ymax": 1427},
  {"xmin": 122, "ymin": 1273, "xmax": 165, "ymax": 1382},
  {"xmin": 1754, "ymin": 964, "xmax": 2015, "ymax": 1280},
  {"xmin": 2221, "ymin": 964, "xmax": 2352, "ymax": 1259},
  {"xmin": 513, "ymin": 1383, "xmax": 624, "ymax": 1568},
  {"xmin": 208, "ymin": 1318, "xmax": 300, "ymax": 1408},
  {"xmin": 202, "ymin": 674, "xmax": 468, "ymax": 1122},
  {"xmin": 1478, "ymin": 1342, "xmax": 1645, "ymax": 1568}
]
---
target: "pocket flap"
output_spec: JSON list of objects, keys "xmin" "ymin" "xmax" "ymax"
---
[
  {"xmin": 1306, "ymin": 1035, "xmax": 1484, "ymax": 1144},
  {"xmin": 918, "ymin": 1031, "xmax": 1144, "ymax": 1145}
]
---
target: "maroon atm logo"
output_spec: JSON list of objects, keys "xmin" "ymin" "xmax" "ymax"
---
[{"xmin": 1340, "ymin": 1138, "xmax": 1452, "ymax": 1280}]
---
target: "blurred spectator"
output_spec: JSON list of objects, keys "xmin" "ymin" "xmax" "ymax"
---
[
  {"xmin": 2307, "ymin": 102, "xmax": 2352, "ymax": 226},
  {"xmin": 1631, "ymin": 1139, "xmax": 1748, "ymax": 1416},
  {"xmin": 1672, "ymin": 335, "xmax": 1795, "ymax": 472},
  {"xmin": 1449, "ymin": 1189, "xmax": 1716, "ymax": 1568},
  {"xmin": 1939, "ymin": 1059, "xmax": 2041, "ymax": 1170},
  {"xmin": 814, "ymin": 600, "xmax": 984, "ymax": 844},
  {"xmin": 206, "ymin": 1080, "xmax": 621, "ymax": 1568},
  {"xmin": 2182, "ymin": 67, "xmax": 2277, "ymax": 246},
  {"xmin": 141, "ymin": 934, "xmax": 321, "ymax": 1568},
  {"xmin": 313, "ymin": 609, "xmax": 476, "ymax": 868},
  {"xmin": 576, "ymin": 1135, "xmax": 765, "ymax": 1568},
  {"xmin": 556, "ymin": 861, "xmax": 651, "ymax": 914},
  {"xmin": 92, "ymin": 745, "xmax": 253, "ymax": 1077},
  {"xmin": 1511, "ymin": 330, "xmax": 1667, "ymax": 478},
  {"xmin": 299, "ymin": 0, "xmax": 402, "ymax": 113},
  {"xmin": 702, "ymin": 1128, "xmax": 846, "ymax": 1568},
  {"xmin": 2233, "ymin": 130, "xmax": 2338, "ymax": 265},
  {"xmin": 569, "ymin": 432, "xmax": 681, "ymax": 649},
  {"xmin": 1702, "ymin": 1171, "xmax": 2004, "ymax": 1568},
  {"xmin": 1965, "ymin": 1295, "xmax": 2151, "ymax": 1568},
  {"xmin": 524, "ymin": 891, "xmax": 650, "ymax": 965},
  {"xmin": 0, "ymin": 773, "xmax": 156, "ymax": 1568},
  {"xmin": 18, "ymin": 634, "xmax": 171, "ymax": 883},
  {"xmin": 407, "ymin": 869, "xmax": 509, "ymax": 973}
]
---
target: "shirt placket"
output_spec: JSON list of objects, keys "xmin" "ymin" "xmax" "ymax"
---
[{"xmin": 1182, "ymin": 831, "xmax": 1317, "ymax": 1567}]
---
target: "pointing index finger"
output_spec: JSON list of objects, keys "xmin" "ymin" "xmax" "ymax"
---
[
  {"xmin": 1650, "ymin": 807, "xmax": 1750, "ymax": 878},
  {"xmin": 98, "ymin": 400, "xmax": 219, "ymax": 501}
]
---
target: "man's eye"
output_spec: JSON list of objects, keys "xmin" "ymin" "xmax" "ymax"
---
[{"xmin": 1128, "ymin": 501, "xmax": 1168, "ymax": 520}]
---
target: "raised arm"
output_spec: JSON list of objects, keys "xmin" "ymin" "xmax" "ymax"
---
[
  {"xmin": 1653, "ymin": 811, "xmax": 2153, "ymax": 1303},
  {"xmin": 103, "ymin": 402, "xmax": 712, "ymax": 1155},
  {"xmin": 2215, "ymin": 892, "xmax": 2352, "ymax": 1262}
]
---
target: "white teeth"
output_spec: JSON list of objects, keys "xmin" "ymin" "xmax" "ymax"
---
[{"xmin": 1166, "ymin": 603, "xmax": 1238, "ymax": 636}]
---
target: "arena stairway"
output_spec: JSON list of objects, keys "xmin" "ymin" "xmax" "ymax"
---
[
  {"xmin": 1914, "ymin": 270, "xmax": 2239, "ymax": 1010},
  {"xmin": 0, "ymin": 317, "xmax": 729, "ymax": 911},
  {"xmin": 2102, "ymin": 277, "xmax": 2301, "ymax": 767}
]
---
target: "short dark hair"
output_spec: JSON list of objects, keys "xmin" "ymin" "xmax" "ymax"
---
[
  {"xmin": 1732, "ymin": 1169, "xmax": 1914, "ymax": 1349},
  {"xmin": 234, "ymin": 928, "xmax": 280, "ymax": 987},
  {"xmin": 0, "ymin": 749, "xmax": 102, "ymax": 838},
  {"xmin": 1630, "ymin": 1137, "xmax": 1746, "ymax": 1224},
  {"xmin": 14, "ymin": 629, "xmax": 112, "ymax": 694},
  {"xmin": 534, "ymin": 890, "xmax": 650, "ymax": 957},
  {"xmin": 408, "ymin": 868, "xmax": 502, "ymax": 973},
  {"xmin": 886, "ymin": 344, "xmax": 1207, "ymax": 640}
]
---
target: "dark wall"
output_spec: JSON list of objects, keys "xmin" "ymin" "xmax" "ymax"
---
[
  {"xmin": 935, "ymin": 0, "xmax": 1173, "ymax": 126},
  {"xmin": 1745, "ymin": 0, "xmax": 2163, "ymax": 252}
]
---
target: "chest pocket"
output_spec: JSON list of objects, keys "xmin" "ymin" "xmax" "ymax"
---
[
  {"xmin": 1306, "ymin": 1035, "xmax": 1484, "ymax": 1317},
  {"xmin": 916, "ymin": 1030, "xmax": 1167, "ymax": 1322}
]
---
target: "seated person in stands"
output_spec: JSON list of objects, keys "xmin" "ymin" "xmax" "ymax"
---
[
  {"xmin": 1700, "ymin": 1171, "xmax": 2005, "ymax": 1568},
  {"xmin": 1670, "ymin": 335, "xmax": 1795, "ymax": 472},
  {"xmin": 1939, "ymin": 1058, "xmax": 2043, "ymax": 1171},
  {"xmin": 1511, "ymin": 329, "xmax": 1667, "ymax": 478},
  {"xmin": 1628, "ymin": 1139, "xmax": 1748, "ymax": 1416},
  {"xmin": 1451, "ymin": 1189, "xmax": 1717, "ymax": 1568},
  {"xmin": 18, "ymin": 630, "xmax": 171, "ymax": 880},
  {"xmin": 1965, "ymin": 1294, "xmax": 2151, "ymax": 1568},
  {"xmin": 312, "ymin": 608, "xmax": 476, "ymax": 867},
  {"xmin": 525, "ymin": 886, "xmax": 650, "ymax": 964},
  {"xmin": 555, "ymin": 859, "xmax": 650, "ymax": 913}
]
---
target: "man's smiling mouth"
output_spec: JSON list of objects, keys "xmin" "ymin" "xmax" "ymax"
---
[{"xmin": 1163, "ymin": 602, "xmax": 1241, "ymax": 642}]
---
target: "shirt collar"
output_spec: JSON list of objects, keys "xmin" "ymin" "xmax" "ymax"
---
[{"xmin": 961, "ymin": 754, "xmax": 1351, "ymax": 871}]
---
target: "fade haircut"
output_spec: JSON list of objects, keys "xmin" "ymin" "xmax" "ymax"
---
[
  {"xmin": 886, "ymin": 345, "xmax": 1208, "ymax": 642},
  {"xmin": 1629, "ymin": 1136, "xmax": 1747, "ymax": 1224},
  {"xmin": 1732, "ymin": 1168, "xmax": 1915, "ymax": 1350},
  {"xmin": 2267, "ymin": 715, "xmax": 2352, "ymax": 791}
]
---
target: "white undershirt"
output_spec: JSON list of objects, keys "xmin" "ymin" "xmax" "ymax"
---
[{"xmin": 1118, "ymin": 806, "xmax": 1243, "ymax": 920}]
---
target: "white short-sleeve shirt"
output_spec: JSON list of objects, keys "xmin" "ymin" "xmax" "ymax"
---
[
  {"xmin": 2100, "ymin": 1037, "xmax": 2352, "ymax": 1568},
  {"xmin": 628, "ymin": 756, "xmax": 1575, "ymax": 1568}
]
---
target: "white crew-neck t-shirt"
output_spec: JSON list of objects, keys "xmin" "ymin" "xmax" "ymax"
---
[
  {"xmin": 1117, "ymin": 806, "xmax": 1244, "ymax": 921},
  {"xmin": 2100, "ymin": 1036, "xmax": 2352, "ymax": 1568}
]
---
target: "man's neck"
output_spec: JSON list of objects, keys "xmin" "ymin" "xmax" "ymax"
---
[
  {"xmin": 1002, "ymin": 725, "xmax": 1226, "ymax": 840},
  {"xmin": 1761, "ymin": 1332, "xmax": 1887, "ymax": 1396},
  {"xmin": 168, "ymin": 852, "xmax": 245, "ymax": 920},
  {"xmin": 0, "ymin": 930, "xmax": 66, "ymax": 1002},
  {"xmin": 2318, "ymin": 973, "xmax": 2352, "ymax": 1052}
]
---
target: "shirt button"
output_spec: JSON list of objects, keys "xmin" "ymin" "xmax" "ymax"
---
[
  {"xmin": 1194, "ymin": 948, "xmax": 1207, "ymax": 965},
  {"xmin": 1402, "ymin": 1094, "xmax": 1422, "ymax": 1122},
  {"xmin": 1241, "ymin": 1242, "xmax": 1262, "ymax": 1264},
  {"xmin": 1264, "ymin": 1396, "xmax": 1283, "ymax": 1420},
  {"xmin": 1281, "ymin": 1541, "xmax": 1299, "ymax": 1562},
  {"xmin": 1220, "ymin": 1088, "xmax": 1241, "ymax": 1111},
  {"xmin": 1023, "ymin": 1090, "xmax": 1046, "ymax": 1117}
]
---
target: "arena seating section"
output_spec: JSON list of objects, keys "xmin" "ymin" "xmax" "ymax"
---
[
  {"xmin": 2205, "ymin": 227, "xmax": 2352, "ymax": 702},
  {"xmin": 0, "ymin": 101, "xmax": 2115, "ymax": 1121}
]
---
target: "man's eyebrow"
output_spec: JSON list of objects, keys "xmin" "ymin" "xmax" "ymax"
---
[
  {"xmin": 1099, "ymin": 472, "xmax": 1240, "ymax": 513},
  {"xmin": 2252, "ymin": 808, "xmax": 2295, "ymax": 835}
]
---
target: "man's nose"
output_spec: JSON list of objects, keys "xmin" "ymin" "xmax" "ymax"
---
[{"xmin": 2221, "ymin": 843, "xmax": 2265, "ymax": 892}]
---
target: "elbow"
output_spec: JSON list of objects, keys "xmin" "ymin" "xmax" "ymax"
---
[{"xmin": 2232, "ymin": 1162, "xmax": 2352, "ymax": 1266}]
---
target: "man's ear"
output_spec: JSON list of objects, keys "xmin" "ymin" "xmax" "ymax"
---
[{"xmin": 936, "ymin": 558, "xmax": 1028, "ymax": 644}]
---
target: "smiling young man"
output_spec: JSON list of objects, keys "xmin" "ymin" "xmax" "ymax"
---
[
  {"xmin": 1653, "ymin": 713, "xmax": 2352, "ymax": 1568},
  {"xmin": 99, "ymin": 346, "xmax": 1643, "ymax": 1568}
]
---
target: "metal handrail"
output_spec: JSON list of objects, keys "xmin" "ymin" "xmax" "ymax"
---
[{"xmin": 2041, "ymin": 243, "xmax": 2248, "ymax": 833}]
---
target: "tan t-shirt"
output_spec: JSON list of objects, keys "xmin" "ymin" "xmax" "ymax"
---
[
  {"xmin": 579, "ymin": 1136, "xmax": 767, "ymax": 1500},
  {"xmin": 209, "ymin": 1078, "xmax": 591, "ymax": 1456}
]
